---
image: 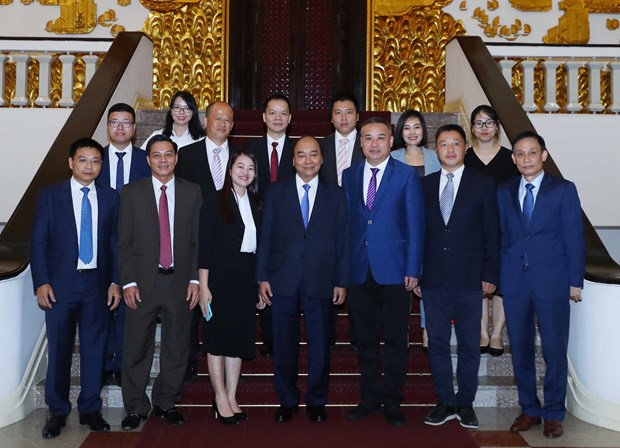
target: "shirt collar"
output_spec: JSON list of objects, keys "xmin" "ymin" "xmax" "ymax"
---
[
  {"xmin": 520, "ymin": 170, "xmax": 545, "ymax": 190},
  {"xmin": 70, "ymin": 177, "xmax": 95, "ymax": 192},
  {"xmin": 295, "ymin": 173, "xmax": 319, "ymax": 190},
  {"xmin": 364, "ymin": 156, "xmax": 390, "ymax": 173},
  {"xmin": 109, "ymin": 143, "xmax": 132, "ymax": 153}
]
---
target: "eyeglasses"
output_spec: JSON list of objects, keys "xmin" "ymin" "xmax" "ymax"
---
[
  {"xmin": 108, "ymin": 120, "xmax": 134, "ymax": 129},
  {"xmin": 75, "ymin": 157, "xmax": 102, "ymax": 166},
  {"xmin": 472, "ymin": 120, "xmax": 496, "ymax": 129},
  {"xmin": 171, "ymin": 105, "xmax": 192, "ymax": 113}
]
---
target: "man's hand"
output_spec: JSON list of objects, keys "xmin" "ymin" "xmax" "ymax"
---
[
  {"xmin": 107, "ymin": 284, "xmax": 122, "ymax": 310},
  {"xmin": 36, "ymin": 284, "xmax": 55, "ymax": 310},
  {"xmin": 482, "ymin": 281, "xmax": 497, "ymax": 295},
  {"xmin": 123, "ymin": 286, "xmax": 141, "ymax": 310},
  {"xmin": 258, "ymin": 281, "xmax": 273, "ymax": 306},
  {"xmin": 187, "ymin": 283, "xmax": 200, "ymax": 309},
  {"xmin": 333, "ymin": 287, "xmax": 347, "ymax": 305},
  {"xmin": 404, "ymin": 276, "xmax": 418, "ymax": 291},
  {"xmin": 570, "ymin": 286, "xmax": 582, "ymax": 302}
]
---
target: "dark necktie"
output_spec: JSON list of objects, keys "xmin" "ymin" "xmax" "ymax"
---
[
  {"xmin": 440, "ymin": 173, "xmax": 455, "ymax": 225},
  {"xmin": 270, "ymin": 142, "xmax": 279, "ymax": 183},
  {"xmin": 115, "ymin": 152, "xmax": 126, "ymax": 191},
  {"xmin": 366, "ymin": 168, "xmax": 379, "ymax": 211},
  {"xmin": 523, "ymin": 183, "xmax": 535, "ymax": 223},
  {"xmin": 301, "ymin": 184, "xmax": 310, "ymax": 228},
  {"xmin": 159, "ymin": 185, "xmax": 172, "ymax": 269},
  {"xmin": 79, "ymin": 187, "xmax": 93, "ymax": 264}
]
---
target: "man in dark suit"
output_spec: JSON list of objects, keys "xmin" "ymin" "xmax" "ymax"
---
[
  {"xmin": 257, "ymin": 136, "xmax": 349, "ymax": 424},
  {"xmin": 245, "ymin": 94, "xmax": 296, "ymax": 356},
  {"xmin": 498, "ymin": 131, "xmax": 585, "ymax": 439},
  {"xmin": 118, "ymin": 135, "xmax": 202, "ymax": 430},
  {"xmin": 97, "ymin": 102, "xmax": 151, "ymax": 386},
  {"xmin": 343, "ymin": 116, "xmax": 424, "ymax": 426},
  {"xmin": 418, "ymin": 124, "xmax": 500, "ymax": 430},
  {"xmin": 31, "ymin": 137, "xmax": 121, "ymax": 439}
]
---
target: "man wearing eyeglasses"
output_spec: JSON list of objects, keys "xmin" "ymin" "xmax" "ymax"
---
[
  {"xmin": 97, "ymin": 103, "xmax": 150, "ymax": 388},
  {"xmin": 31, "ymin": 138, "xmax": 121, "ymax": 439}
]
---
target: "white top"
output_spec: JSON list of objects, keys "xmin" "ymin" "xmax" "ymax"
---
[
  {"xmin": 234, "ymin": 190, "xmax": 257, "ymax": 253},
  {"xmin": 140, "ymin": 128, "xmax": 204, "ymax": 150},
  {"xmin": 70, "ymin": 177, "xmax": 98, "ymax": 269},
  {"xmin": 518, "ymin": 171, "xmax": 545, "ymax": 210},
  {"xmin": 438, "ymin": 165, "xmax": 465, "ymax": 202},
  {"xmin": 107, "ymin": 143, "xmax": 133, "ymax": 190},
  {"xmin": 266, "ymin": 134, "xmax": 286, "ymax": 170},
  {"xmin": 295, "ymin": 174, "xmax": 319, "ymax": 219},
  {"xmin": 362, "ymin": 157, "xmax": 389, "ymax": 205}
]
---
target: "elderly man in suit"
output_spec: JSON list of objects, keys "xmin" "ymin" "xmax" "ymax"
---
[
  {"xmin": 97, "ymin": 102, "xmax": 151, "ymax": 386},
  {"xmin": 31, "ymin": 137, "xmax": 121, "ymax": 439},
  {"xmin": 257, "ymin": 136, "xmax": 349, "ymax": 424},
  {"xmin": 118, "ymin": 134, "xmax": 202, "ymax": 430},
  {"xmin": 343, "ymin": 116, "xmax": 424, "ymax": 426},
  {"xmin": 418, "ymin": 124, "xmax": 500, "ymax": 430},
  {"xmin": 498, "ymin": 131, "xmax": 584, "ymax": 439}
]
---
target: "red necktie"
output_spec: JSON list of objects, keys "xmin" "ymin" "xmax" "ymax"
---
[
  {"xmin": 270, "ymin": 142, "xmax": 279, "ymax": 183},
  {"xmin": 159, "ymin": 185, "xmax": 172, "ymax": 269}
]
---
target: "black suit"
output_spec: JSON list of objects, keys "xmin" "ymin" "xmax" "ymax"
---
[
  {"xmin": 420, "ymin": 167, "xmax": 500, "ymax": 408},
  {"xmin": 245, "ymin": 135, "xmax": 296, "ymax": 196},
  {"xmin": 319, "ymin": 132, "xmax": 363, "ymax": 186}
]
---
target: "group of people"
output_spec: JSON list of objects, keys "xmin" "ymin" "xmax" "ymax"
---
[{"xmin": 31, "ymin": 91, "xmax": 585, "ymax": 440}]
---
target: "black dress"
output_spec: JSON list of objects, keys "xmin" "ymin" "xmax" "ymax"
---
[
  {"xmin": 198, "ymin": 189, "xmax": 261, "ymax": 359},
  {"xmin": 464, "ymin": 146, "xmax": 520, "ymax": 185}
]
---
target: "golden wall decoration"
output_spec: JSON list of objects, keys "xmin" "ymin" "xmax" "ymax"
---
[
  {"xmin": 544, "ymin": 0, "xmax": 590, "ymax": 43},
  {"xmin": 374, "ymin": 0, "xmax": 437, "ymax": 16},
  {"xmin": 139, "ymin": 0, "xmax": 198, "ymax": 12},
  {"xmin": 368, "ymin": 0, "xmax": 466, "ymax": 112},
  {"xmin": 510, "ymin": 0, "xmax": 552, "ymax": 11},
  {"xmin": 44, "ymin": 0, "xmax": 98, "ymax": 34},
  {"xmin": 142, "ymin": 0, "xmax": 227, "ymax": 110}
]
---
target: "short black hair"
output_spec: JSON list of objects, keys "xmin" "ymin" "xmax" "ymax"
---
[
  {"xmin": 263, "ymin": 93, "xmax": 291, "ymax": 112},
  {"xmin": 107, "ymin": 102, "xmax": 136, "ymax": 121},
  {"xmin": 435, "ymin": 124, "xmax": 466, "ymax": 142},
  {"xmin": 512, "ymin": 131, "xmax": 546, "ymax": 152},
  {"xmin": 165, "ymin": 91, "xmax": 205, "ymax": 141},
  {"xmin": 145, "ymin": 134, "xmax": 178, "ymax": 155},
  {"xmin": 69, "ymin": 137, "xmax": 103, "ymax": 158},
  {"xmin": 329, "ymin": 93, "xmax": 359, "ymax": 113},
  {"xmin": 360, "ymin": 116, "xmax": 392, "ymax": 135},
  {"xmin": 393, "ymin": 110, "xmax": 428, "ymax": 148}
]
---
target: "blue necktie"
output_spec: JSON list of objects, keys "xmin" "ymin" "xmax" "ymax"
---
[
  {"xmin": 301, "ymin": 184, "xmax": 310, "ymax": 228},
  {"xmin": 523, "ymin": 183, "xmax": 535, "ymax": 224},
  {"xmin": 115, "ymin": 152, "xmax": 126, "ymax": 191},
  {"xmin": 79, "ymin": 187, "xmax": 93, "ymax": 264}
]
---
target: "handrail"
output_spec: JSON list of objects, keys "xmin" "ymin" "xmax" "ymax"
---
[
  {"xmin": 0, "ymin": 32, "xmax": 150, "ymax": 280},
  {"xmin": 452, "ymin": 36, "xmax": 620, "ymax": 284}
]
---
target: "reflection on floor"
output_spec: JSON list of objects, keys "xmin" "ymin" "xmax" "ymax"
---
[{"xmin": 1, "ymin": 407, "xmax": 619, "ymax": 448}]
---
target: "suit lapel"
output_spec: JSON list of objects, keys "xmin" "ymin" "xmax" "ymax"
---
[
  {"xmin": 369, "ymin": 158, "xmax": 394, "ymax": 216},
  {"xmin": 61, "ymin": 180, "xmax": 79, "ymax": 253},
  {"xmin": 99, "ymin": 146, "xmax": 111, "ymax": 187},
  {"xmin": 528, "ymin": 173, "xmax": 551, "ymax": 228},
  {"xmin": 285, "ymin": 178, "xmax": 305, "ymax": 229}
]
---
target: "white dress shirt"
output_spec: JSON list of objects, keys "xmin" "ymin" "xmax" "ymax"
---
[
  {"xmin": 362, "ymin": 157, "xmax": 390, "ymax": 205},
  {"xmin": 205, "ymin": 137, "xmax": 230, "ymax": 190},
  {"xmin": 334, "ymin": 129, "xmax": 357, "ymax": 167},
  {"xmin": 140, "ymin": 128, "xmax": 204, "ymax": 150},
  {"xmin": 234, "ymin": 190, "xmax": 257, "ymax": 253},
  {"xmin": 108, "ymin": 143, "xmax": 133, "ymax": 190},
  {"xmin": 518, "ymin": 171, "xmax": 544, "ymax": 210},
  {"xmin": 71, "ymin": 177, "xmax": 98, "ymax": 269},
  {"xmin": 296, "ymin": 174, "xmax": 319, "ymax": 220}
]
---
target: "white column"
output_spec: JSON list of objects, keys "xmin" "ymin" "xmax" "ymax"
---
[
  {"xmin": 520, "ymin": 59, "xmax": 538, "ymax": 112},
  {"xmin": 542, "ymin": 60, "xmax": 561, "ymax": 112},
  {"xmin": 58, "ymin": 54, "xmax": 76, "ymax": 107},
  {"xmin": 499, "ymin": 59, "xmax": 515, "ymax": 87},
  {"xmin": 11, "ymin": 53, "xmax": 30, "ymax": 107},
  {"xmin": 82, "ymin": 54, "xmax": 100, "ymax": 89},
  {"xmin": 565, "ymin": 60, "xmax": 582, "ymax": 113},
  {"xmin": 0, "ymin": 54, "xmax": 6, "ymax": 107},
  {"xmin": 587, "ymin": 60, "xmax": 606, "ymax": 113},
  {"xmin": 610, "ymin": 61, "xmax": 620, "ymax": 113},
  {"xmin": 34, "ymin": 54, "xmax": 53, "ymax": 107}
]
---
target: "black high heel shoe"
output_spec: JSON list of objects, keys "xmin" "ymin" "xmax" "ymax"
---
[
  {"xmin": 234, "ymin": 411, "xmax": 249, "ymax": 421},
  {"xmin": 212, "ymin": 400, "xmax": 239, "ymax": 425}
]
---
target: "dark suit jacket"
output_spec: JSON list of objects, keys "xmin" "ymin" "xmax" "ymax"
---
[
  {"xmin": 245, "ymin": 135, "xmax": 296, "ymax": 196},
  {"xmin": 198, "ymin": 189, "xmax": 261, "ymax": 271},
  {"xmin": 97, "ymin": 145, "xmax": 150, "ymax": 188},
  {"xmin": 176, "ymin": 139, "xmax": 238, "ymax": 200},
  {"xmin": 118, "ymin": 176, "xmax": 202, "ymax": 299},
  {"xmin": 31, "ymin": 180, "xmax": 120, "ymax": 299},
  {"xmin": 256, "ymin": 177, "xmax": 349, "ymax": 298},
  {"xmin": 319, "ymin": 132, "xmax": 364, "ymax": 185},
  {"xmin": 497, "ymin": 173, "xmax": 585, "ymax": 298},
  {"xmin": 343, "ymin": 157, "xmax": 424, "ymax": 285},
  {"xmin": 420, "ymin": 167, "xmax": 500, "ymax": 291}
]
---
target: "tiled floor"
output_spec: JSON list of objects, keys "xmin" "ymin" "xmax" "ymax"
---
[{"xmin": 1, "ymin": 407, "xmax": 619, "ymax": 448}]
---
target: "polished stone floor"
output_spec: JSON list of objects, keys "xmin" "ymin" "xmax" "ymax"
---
[{"xmin": 1, "ymin": 407, "xmax": 619, "ymax": 448}]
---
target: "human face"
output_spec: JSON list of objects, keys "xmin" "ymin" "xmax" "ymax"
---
[
  {"xmin": 436, "ymin": 130, "xmax": 467, "ymax": 172},
  {"xmin": 107, "ymin": 111, "xmax": 135, "ymax": 148},
  {"xmin": 293, "ymin": 137, "xmax": 323, "ymax": 183},
  {"xmin": 512, "ymin": 137, "xmax": 547, "ymax": 182},
  {"xmin": 230, "ymin": 154, "xmax": 256, "ymax": 194},
  {"xmin": 263, "ymin": 99, "xmax": 291, "ymax": 137},
  {"xmin": 402, "ymin": 116, "xmax": 424, "ymax": 147},
  {"xmin": 69, "ymin": 147, "xmax": 103, "ymax": 186},
  {"xmin": 471, "ymin": 112, "xmax": 498, "ymax": 144},
  {"xmin": 147, "ymin": 141, "xmax": 178, "ymax": 183},
  {"xmin": 361, "ymin": 122, "xmax": 393, "ymax": 166},
  {"xmin": 170, "ymin": 97, "xmax": 193, "ymax": 127},
  {"xmin": 331, "ymin": 100, "xmax": 359, "ymax": 137},
  {"xmin": 205, "ymin": 102, "xmax": 234, "ymax": 145}
]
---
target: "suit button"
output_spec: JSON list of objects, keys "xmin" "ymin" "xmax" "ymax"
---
[
  {"xmin": 525, "ymin": 236, "xmax": 530, "ymax": 240},
  {"xmin": 443, "ymin": 247, "xmax": 449, "ymax": 251},
  {"xmin": 368, "ymin": 220, "xmax": 372, "ymax": 225},
  {"xmin": 365, "ymin": 241, "xmax": 368, "ymax": 246}
]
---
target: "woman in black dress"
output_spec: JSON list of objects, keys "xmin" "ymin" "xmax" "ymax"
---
[
  {"xmin": 198, "ymin": 151, "xmax": 261, "ymax": 424},
  {"xmin": 464, "ymin": 105, "xmax": 519, "ymax": 357}
]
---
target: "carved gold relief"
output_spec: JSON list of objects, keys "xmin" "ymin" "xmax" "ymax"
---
[
  {"xmin": 374, "ymin": 0, "xmax": 440, "ymax": 16},
  {"xmin": 139, "ymin": 0, "xmax": 199, "ymax": 13},
  {"xmin": 472, "ymin": 7, "xmax": 532, "ymax": 40},
  {"xmin": 544, "ymin": 0, "xmax": 590, "ymax": 44},
  {"xmin": 607, "ymin": 17, "xmax": 619, "ymax": 28},
  {"xmin": 510, "ymin": 0, "xmax": 552, "ymax": 11},
  {"xmin": 43, "ymin": 0, "xmax": 98, "ymax": 34},
  {"xmin": 143, "ymin": 0, "xmax": 227, "ymax": 109},
  {"xmin": 0, "ymin": 0, "xmax": 13, "ymax": 4}
]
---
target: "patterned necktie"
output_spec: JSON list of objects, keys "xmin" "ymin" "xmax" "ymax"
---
[
  {"xmin": 270, "ymin": 142, "xmax": 279, "ymax": 183},
  {"xmin": 440, "ymin": 172, "xmax": 454, "ymax": 225},
  {"xmin": 366, "ymin": 168, "xmax": 379, "ymax": 211},
  {"xmin": 79, "ymin": 187, "xmax": 93, "ymax": 264},
  {"xmin": 115, "ymin": 152, "xmax": 125, "ymax": 191},
  {"xmin": 212, "ymin": 146, "xmax": 223, "ymax": 190},
  {"xmin": 301, "ymin": 184, "xmax": 310, "ymax": 228},
  {"xmin": 159, "ymin": 185, "xmax": 173, "ymax": 269},
  {"xmin": 336, "ymin": 138, "xmax": 349, "ymax": 186},
  {"xmin": 523, "ymin": 183, "xmax": 535, "ymax": 224}
]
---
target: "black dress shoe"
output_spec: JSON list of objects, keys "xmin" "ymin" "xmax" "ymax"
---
[
  {"xmin": 184, "ymin": 366, "xmax": 197, "ymax": 383},
  {"xmin": 260, "ymin": 342, "xmax": 273, "ymax": 357},
  {"xmin": 154, "ymin": 405, "xmax": 185, "ymax": 425},
  {"xmin": 346, "ymin": 403, "xmax": 383, "ymax": 421},
  {"xmin": 79, "ymin": 412, "xmax": 110, "ymax": 431},
  {"xmin": 424, "ymin": 404, "xmax": 456, "ymax": 426},
  {"xmin": 306, "ymin": 405, "xmax": 327, "ymax": 422},
  {"xmin": 42, "ymin": 415, "xmax": 67, "ymax": 439},
  {"xmin": 274, "ymin": 405, "xmax": 298, "ymax": 423},
  {"xmin": 385, "ymin": 408, "xmax": 406, "ymax": 427},
  {"xmin": 102, "ymin": 370, "xmax": 114, "ymax": 386},
  {"xmin": 121, "ymin": 413, "xmax": 147, "ymax": 430}
]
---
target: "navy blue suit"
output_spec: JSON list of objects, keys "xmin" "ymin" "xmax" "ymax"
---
[
  {"xmin": 420, "ymin": 167, "xmax": 500, "ymax": 408},
  {"xmin": 31, "ymin": 180, "xmax": 119, "ymax": 417},
  {"xmin": 498, "ymin": 173, "xmax": 584, "ymax": 421},
  {"xmin": 97, "ymin": 144, "xmax": 150, "ymax": 374},
  {"xmin": 342, "ymin": 157, "xmax": 424, "ymax": 410},
  {"xmin": 256, "ymin": 176, "xmax": 349, "ymax": 407}
]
